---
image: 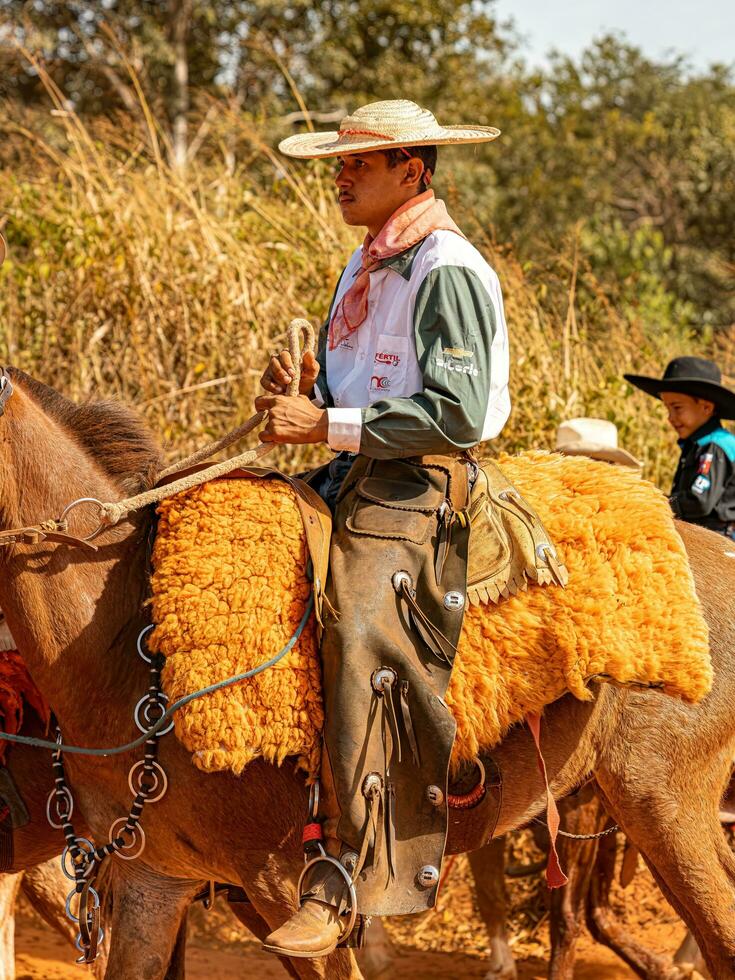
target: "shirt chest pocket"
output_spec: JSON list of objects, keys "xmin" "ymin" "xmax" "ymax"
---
[{"xmin": 368, "ymin": 334, "xmax": 409, "ymax": 402}]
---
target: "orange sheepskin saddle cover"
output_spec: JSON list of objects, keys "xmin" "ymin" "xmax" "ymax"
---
[{"xmin": 149, "ymin": 452, "xmax": 712, "ymax": 778}]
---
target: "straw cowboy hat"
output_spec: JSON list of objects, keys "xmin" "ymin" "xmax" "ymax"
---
[
  {"xmin": 625, "ymin": 357, "xmax": 735, "ymax": 420},
  {"xmin": 278, "ymin": 99, "xmax": 500, "ymax": 159},
  {"xmin": 556, "ymin": 417, "xmax": 642, "ymax": 470}
]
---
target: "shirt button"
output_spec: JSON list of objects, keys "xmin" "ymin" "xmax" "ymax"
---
[{"xmin": 358, "ymin": 352, "xmax": 366, "ymax": 361}]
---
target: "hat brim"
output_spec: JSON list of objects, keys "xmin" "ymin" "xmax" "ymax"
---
[
  {"xmin": 624, "ymin": 374, "xmax": 735, "ymax": 420},
  {"xmin": 557, "ymin": 443, "xmax": 642, "ymax": 469},
  {"xmin": 278, "ymin": 124, "xmax": 501, "ymax": 160}
]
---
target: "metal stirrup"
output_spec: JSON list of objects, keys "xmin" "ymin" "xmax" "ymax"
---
[{"xmin": 296, "ymin": 847, "xmax": 358, "ymax": 945}]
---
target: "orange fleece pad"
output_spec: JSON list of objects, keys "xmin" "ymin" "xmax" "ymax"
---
[{"xmin": 149, "ymin": 452, "xmax": 711, "ymax": 778}]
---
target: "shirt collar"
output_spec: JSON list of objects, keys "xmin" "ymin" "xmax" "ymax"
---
[
  {"xmin": 678, "ymin": 416, "xmax": 722, "ymax": 449},
  {"xmin": 374, "ymin": 239, "xmax": 425, "ymax": 280}
]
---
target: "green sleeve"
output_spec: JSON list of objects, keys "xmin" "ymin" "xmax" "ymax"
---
[{"xmin": 358, "ymin": 266, "xmax": 497, "ymax": 458}]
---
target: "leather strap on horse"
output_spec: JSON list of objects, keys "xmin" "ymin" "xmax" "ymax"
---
[
  {"xmin": 0, "ymin": 519, "xmax": 98, "ymax": 552},
  {"xmin": 527, "ymin": 712, "xmax": 568, "ymax": 889}
]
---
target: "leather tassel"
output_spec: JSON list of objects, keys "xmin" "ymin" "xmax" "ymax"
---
[
  {"xmin": 383, "ymin": 678, "xmax": 402, "ymax": 767},
  {"xmin": 386, "ymin": 781, "xmax": 397, "ymax": 884},
  {"xmin": 397, "ymin": 575, "xmax": 457, "ymax": 664},
  {"xmin": 406, "ymin": 599, "xmax": 456, "ymax": 666},
  {"xmin": 399, "ymin": 680, "xmax": 421, "ymax": 767},
  {"xmin": 354, "ymin": 780, "xmax": 384, "ymax": 880},
  {"xmin": 320, "ymin": 591, "xmax": 340, "ymax": 622},
  {"xmin": 503, "ymin": 488, "xmax": 539, "ymax": 524},
  {"xmin": 545, "ymin": 550, "xmax": 569, "ymax": 587},
  {"xmin": 434, "ymin": 507, "xmax": 453, "ymax": 585}
]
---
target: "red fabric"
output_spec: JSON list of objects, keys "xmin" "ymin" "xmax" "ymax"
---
[
  {"xmin": 0, "ymin": 651, "xmax": 49, "ymax": 765},
  {"xmin": 328, "ymin": 189, "xmax": 465, "ymax": 351},
  {"xmin": 527, "ymin": 711, "xmax": 568, "ymax": 889},
  {"xmin": 302, "ymin": 822, "xmax": 323, "ymax": 843}
]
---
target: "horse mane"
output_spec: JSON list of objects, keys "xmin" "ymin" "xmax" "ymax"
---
[{"xmin": 7, "ymin": 368, "xmax": 162, "ymax": 494}]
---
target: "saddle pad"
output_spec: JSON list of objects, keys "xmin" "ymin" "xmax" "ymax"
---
[{"xmin": 149, "ymin": 453, "xmax": 711, "ymax": 777}]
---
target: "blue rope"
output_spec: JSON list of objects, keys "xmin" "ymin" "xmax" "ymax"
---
[{"xmin": 0, "ymin": 598, "xmax": 314, "ymax": 757}]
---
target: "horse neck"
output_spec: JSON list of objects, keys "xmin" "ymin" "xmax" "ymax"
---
[{"xmin": 0, "ymin": 384, "xmax": 150, "ymax": 743}]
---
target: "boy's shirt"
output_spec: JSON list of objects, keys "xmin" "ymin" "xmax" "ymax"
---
[{"xmin": 670, "ymin": 418, "xmax": 735, "ymax": 533}]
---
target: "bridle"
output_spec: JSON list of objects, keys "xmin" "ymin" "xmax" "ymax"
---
[{"xmin": 0, "ymin": 370, "xmax": 101, "ymax": 550}]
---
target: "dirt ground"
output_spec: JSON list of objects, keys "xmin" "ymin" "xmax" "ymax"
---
[{"xmin": 13, "ymin": 833, "xmax": 697, "ymax": 979}]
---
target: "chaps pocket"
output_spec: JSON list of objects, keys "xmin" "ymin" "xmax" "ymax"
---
[{"xmin": 345, "ymin": 462, "xmax": 446, "ymax": 545}]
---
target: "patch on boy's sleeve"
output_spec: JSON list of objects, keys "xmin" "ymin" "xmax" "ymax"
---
[
  {"xmin": 698, "ymin": 452, "xmax": 714, "ymax": 475},
  {"xmin": 692, "ymin": 474, "xmax": 711, "ymax": 495}
]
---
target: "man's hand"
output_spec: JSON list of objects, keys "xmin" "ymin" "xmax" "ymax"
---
[
  {"xmin": 255, "ymin": 394, "xmax": 329, "ymax": 445},
  {"xmin": 260, "ymin": 349, "xmax": 320, "ymax": 396}
]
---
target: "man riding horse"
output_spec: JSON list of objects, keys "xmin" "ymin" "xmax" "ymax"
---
[{"xmin": 255, "ymin": 98, "xmax": 510, "ymax": 958}]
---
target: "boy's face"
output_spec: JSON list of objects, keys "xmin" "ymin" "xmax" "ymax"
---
[{"xmin": 661, "ymin": 392, "xmax": 715, "ymax": 439}]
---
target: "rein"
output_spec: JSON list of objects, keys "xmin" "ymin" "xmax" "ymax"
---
[
  {"xmin": 0, "ymin": 317, "xmax": 315, "ymax": 547},
  {"xmin": 0, "ymin": 597, "xmax": 313, "ymax": 756}
]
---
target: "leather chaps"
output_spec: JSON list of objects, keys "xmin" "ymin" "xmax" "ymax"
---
[{"xmin": 320, "ymin": 453, "xmax": 472, "ymax": 916}]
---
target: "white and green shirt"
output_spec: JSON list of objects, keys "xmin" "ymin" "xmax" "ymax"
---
[{"xmin": 313, "ymin": 230, "xmax": 510, "ymax": 458}]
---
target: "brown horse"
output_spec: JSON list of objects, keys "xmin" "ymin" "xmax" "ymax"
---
[{"xmin": 1, "ymin": 369, "xmax": 735, "ymax": 979}]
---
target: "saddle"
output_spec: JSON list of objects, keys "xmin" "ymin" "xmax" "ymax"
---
[{"xmin": 467, "ymin": 458, "xmax": 568, "ymax": 605}]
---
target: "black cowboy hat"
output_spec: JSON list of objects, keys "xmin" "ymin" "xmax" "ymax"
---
[{"xmin": 624, "ymin": 357, "xmax": 735, "ymax": 420}]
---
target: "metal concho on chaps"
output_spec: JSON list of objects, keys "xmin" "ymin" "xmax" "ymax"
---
[{"xmin": 321, "ymin": 455, "xmax": 471, "ymax": 916}]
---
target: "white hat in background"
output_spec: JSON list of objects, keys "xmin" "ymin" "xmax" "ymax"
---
[{"xmin": 555, "ymin": 417, "xmax": 642, "ymax": 470}]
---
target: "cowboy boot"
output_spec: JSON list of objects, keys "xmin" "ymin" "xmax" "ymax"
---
[
  {"xmin": 263, "ymin": 756, "xmax": 354, "ymax": 958},
  {"xmin": 261, "ymin": 860, "xmax": 348, "ymax": 958}
]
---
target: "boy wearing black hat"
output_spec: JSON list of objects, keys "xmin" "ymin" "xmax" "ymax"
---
[{"xmin": 625, "ymin": 357, "xmax": 735, "ymax": 539}]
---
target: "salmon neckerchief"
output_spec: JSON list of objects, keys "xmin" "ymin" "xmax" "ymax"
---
[{"xmin": 328, "ymin": 189, "xmax": 465, "ymax": 351}]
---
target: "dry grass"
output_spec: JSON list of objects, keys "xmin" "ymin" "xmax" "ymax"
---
[{"xmin": 0, "ymin": 93, "xmax": 723, "ymax": 486}]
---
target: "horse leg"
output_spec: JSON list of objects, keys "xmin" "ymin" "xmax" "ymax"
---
[
  {"xmin": 598, "ymin": 748, "xmax": 735, "ymax": 979},
  {"xmin": 355, "ymin": 918, "xmax": 394, "ymax": 979},
  {"xmin": 102, "ymin": 863, "xmax": 201, "ymax": 980},
  {"xmin": 162, "ymin": 916, "xmax": 187, "ymax": 980},
  {"xmin": 226, "ymin": 895, "xmax": 301, "ymax": 980},
  {"xmin": 467, "ymin": 838, "xmax": 517, "ymax": 980},
  {"xmin": 586, "ymin": 822, "xmax": 688, "ymax": 979},
  {"xmin": 0, "ymin": 873, "xmax": 21, "ymax": 980},
  {"xmin": 21, "ymin": 858, "xmax": 79, "ymax": 946},
  {"xmin": 548, "ymin": 789, "xmax": 603, "ymax": 980},
  {"xmin": 674, "ymin": 930, "xmax": 710, "ymax": 978}
]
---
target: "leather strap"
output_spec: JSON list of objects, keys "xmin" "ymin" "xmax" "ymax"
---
[
  {"xmin": 0, "ymin": 521, "xmax": 98, "ymax": 552},
  {"xmin": 527, "ymin": 712, "xmax": 568, "ymax": 888}
]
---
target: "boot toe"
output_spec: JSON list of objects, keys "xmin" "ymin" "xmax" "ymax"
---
[{"xmin": 263, "ymin": 899, "xmax": 343, "ymax": 958}]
